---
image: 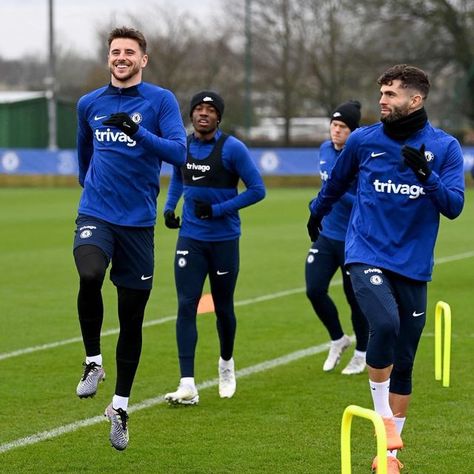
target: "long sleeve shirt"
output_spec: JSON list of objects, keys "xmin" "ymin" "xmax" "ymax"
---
[
  {"xmin": 165, "ymin": 130, "xmax": 266, "ymax": 241},
  {"xmin": 310, "ymin": 122, "xmax": 464, "ymax": 281},
  {"xmin": 76, "ymin": 82, "xmax": 186, "ymax": 227},
  {"xmin": 317, "ymin": 140, "xmax": 356, "ymax": 242}
]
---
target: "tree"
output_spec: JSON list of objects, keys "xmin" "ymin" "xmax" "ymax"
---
[
  {"xmin": 348, "ymin": 0, "xmax": 474, "ymax": 128},
  {"xmin": 301, "ymin": 0, "xmax": 369, "ymax": 115},
  {"xmin": 4, "ymin": 0, "xmax": 473, "ymax": 140},
  {"xmin": 247, "ymin": 0, "xmax": 309, "ymax": 144},
  {"xmin": 133, "ymin": 6, "xmax": 243, "ymax": 128}
]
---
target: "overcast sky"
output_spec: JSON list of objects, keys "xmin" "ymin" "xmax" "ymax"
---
[{"xmin": 1, "ymin": 0, "xmax": 219, "ymax": 60}]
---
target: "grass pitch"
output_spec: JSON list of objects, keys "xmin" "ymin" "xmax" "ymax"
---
[{"xmin": 0, "ymin": 186, "xmax": 472, "ymax": 473}]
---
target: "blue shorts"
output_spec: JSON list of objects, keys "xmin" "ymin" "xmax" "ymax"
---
[
  {"xmin": 348, "ymin": 263, "xmax": 427, "ymax": 394},
  {"xmin": 73, "ymin": 214, "xmax": 154, "ymax": 290}
]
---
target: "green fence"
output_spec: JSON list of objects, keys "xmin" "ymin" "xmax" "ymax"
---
[{"xmin": 0, "ymin": 97, "xmax": 76, "ymax": 149}]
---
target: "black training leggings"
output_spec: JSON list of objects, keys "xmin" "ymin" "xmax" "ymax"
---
[
  {"xmin": 74, "ymin": 244, "xmax": 150, "ymax": 397},
  {"xmin": 305, "ymin": 235, "xmax": 368, "ymax": 351},
  {"xmin": 74, "ymin": 245, "xmax": 108, "ymax": 356},
  {"xmin": 115, "ymin": 285, "xmax": 149, "ymax": 396}
]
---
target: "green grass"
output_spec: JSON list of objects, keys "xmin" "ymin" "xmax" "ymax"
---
[{"xmin": 0, "ymin": 186, "xmax": 472, "ymax": 473}]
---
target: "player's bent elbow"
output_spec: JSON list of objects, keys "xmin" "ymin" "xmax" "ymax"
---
[{"xmin": 443, "ymin": 202, "xmax": 464, "ymax": 220}]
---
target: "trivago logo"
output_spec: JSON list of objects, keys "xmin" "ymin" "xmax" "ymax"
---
[
  {"xmin": 373, "ymin": 179, "xmax": 425, "ymax": 199},
  {"xmin": 95, "ymin": 129, "xmax": 137, "ymax": 147},
  {"xmin": 186, "ymin": 162, "xmax": 211, "ymax": 172}
]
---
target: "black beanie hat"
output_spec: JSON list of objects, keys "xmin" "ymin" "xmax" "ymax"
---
[
  {"xmin": 190, "ymin": 90, "xmax": 225, "ymax": 121},
  {"xmin": 330, "ymin": 100, "xmax": 361, "ymax": 131}
]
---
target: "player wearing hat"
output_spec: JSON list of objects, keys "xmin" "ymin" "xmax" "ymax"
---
[
  {"xmin": 305, "ymin": 100, "xmax": 369, "ymax": 375},
  {"xmin": 163, "ymin": 90, "xmax": 266, "ymax": 405}
]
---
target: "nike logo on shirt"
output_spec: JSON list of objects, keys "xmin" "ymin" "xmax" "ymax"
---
[
  {"xmin": 412, "ymin": 311, "xmax": 424, "ymax": 317},
  {"xmin": 94, "ymin": 115, "xmax": 107, "ymax": 121},
  {"xmin": 141, "ymin": 275, "xmax": 153, "ymax": 280},
  {"xmin": 371, "ymin": 152, "xmax": 386, "ymax": 158},
  {"xmin": 192, "ymin": 175, "xmax": 205, "ymax": 181}
]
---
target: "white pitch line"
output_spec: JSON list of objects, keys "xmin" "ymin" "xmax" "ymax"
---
[
  {"xmin": 0, "ymin": 285, "xmax": 335, "ymax": 362},
  {"xmin": 0, "ymin": 316, "xmax": 177, "ymax": 361},
  {"xmin": 0, "ymin": 342, "xmax": 332, "ymax": 454},
  {"xmin": 0, "ymin": 250, "xmax": 472, "ymax": 453},
  {"xmin": 234, "ymin": 286, "xmax": 307, "ymax": 306},
  {"xmin": 434, "ymin": 250, "xmax": 474, "ymax": 264},
  {"xmin": 0, "ymin": 250, "xmax": 471, "ymax": 363}
]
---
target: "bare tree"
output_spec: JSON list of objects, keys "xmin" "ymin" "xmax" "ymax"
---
[
  {"xmin": 302, "ymin": 0, "xmax": 367, "ymax": 114},
  {"xmin": 249, "ymin": 0, "xmax": 310, "ymax": 144},
  {"xmin": 133, "ymin": 6, "xmax": 242, "ymax": 128},
  {"xmin": 348, "ymin": 0, "xmax": 474, "ymax": 127},
  {"xmin": 4, "ymin": 0, "xmax": 474, "ymax": 140}
]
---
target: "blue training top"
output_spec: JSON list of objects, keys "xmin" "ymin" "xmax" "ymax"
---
[
  {"xmin": 76, "ymin": 82, "xmax": 187, "ymax": 227},
  {"xmin": 165, "ymin": 129, "xmax": 266, "ymax": 241},
  {"xmin": 318, "ymin": 140, "xmax": 356, "ymax": 242},
  {"xmin": 310, "ymin": 121, "xmax": 464, "ymax": 281}
]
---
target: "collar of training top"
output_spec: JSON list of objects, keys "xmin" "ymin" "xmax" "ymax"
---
[
  {"xmin": 190, "ymin": 129, "xmax": 221, "ymax": 145},
  {"xmin": 105, "ymin": 83, "xmax": 141, "ymax": 96}
]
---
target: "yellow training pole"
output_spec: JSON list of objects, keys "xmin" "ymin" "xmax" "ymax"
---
[
  {"xmin": 435, "ymin": 301, "xmax": 452, "ymax": 387},
  {"xmin": 341, "ymin": 405, "xmax": 387, "ymax": 474}
]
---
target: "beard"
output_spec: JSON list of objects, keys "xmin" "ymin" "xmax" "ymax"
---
[
  {"xmin": 109, "ymin": 61, "xmax": 141, "ymax": 84},
  {"xmin": 380, "ymin": 104, "xmax": 410, "ymax": 123}
]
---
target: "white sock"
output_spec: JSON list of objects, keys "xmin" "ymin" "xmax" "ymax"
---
[
  {"xmin": 180, "ymin": 377, "xmax": 195, "ymax": 388},
  {"xmin": 354, "ymin": 350, "xmax": 366, "ymax": 358},
  {"xmin": 86, "ymin": 354, "xmax": 102, "ymax": 366},
  {"xmin": 332, "ymin": 335, "xmax": 346, "ymax": 344},
  {"xmin": 112, "ymin": 395, "xmax": 129, "ymax": 411},
  {"xmin": 219, "ymin": 357, "xmax": 234, "ymax": 369},
  {"xmin": 393, "ymin": 416, "xmax": 406, "ymax": 434},
  {"xmin": 369, "ymin": 379, "xmax": 393, "ymax": 417},
  {"xmin": 388, "ymin": 416, "xmax": 406, "ymax": 457}
]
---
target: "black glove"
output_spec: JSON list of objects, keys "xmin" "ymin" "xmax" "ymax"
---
[
  {"xmin": 307, "ymin": 214, "xmax": 322, "ymax": 242},
  {"xmin": 402, "ymin": 144, "xmax": 430, "ymax": 182},
  {"xmin": 164, "ymin": 210, "xmax": 180, "ymax": 229},
  {"xmin": 194, "ymin": 200, "xmax": 213, "ymax": 219},
  {"xmin": 102, "ymin": 113, "xmax": 138, "ymax": 136}
]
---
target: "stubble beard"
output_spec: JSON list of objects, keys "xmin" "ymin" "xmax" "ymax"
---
[
  {"xmin": 110, "ymin": 62, "xmax": 141, "ymax": 85},
  {"xmin": 380, "ymin": 104, "xmax": 410, "ymax": 124}
]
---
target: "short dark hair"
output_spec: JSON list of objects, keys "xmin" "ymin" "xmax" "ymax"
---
[
  {"xmin": 377, "ymin": 64, "xmax": 430, "ymax": 99},
  {"xmin": 107, "ymin": 27, "xmax": 147, "ymax": 54}
]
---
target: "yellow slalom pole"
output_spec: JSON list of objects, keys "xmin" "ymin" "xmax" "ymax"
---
[
  {"xmin": 435, "ymin": 301, "xmax": 452, "ymax": 387},
  {"xmin": 341, "ymin": 405, "xmax": 387, "ymax": 474}
]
